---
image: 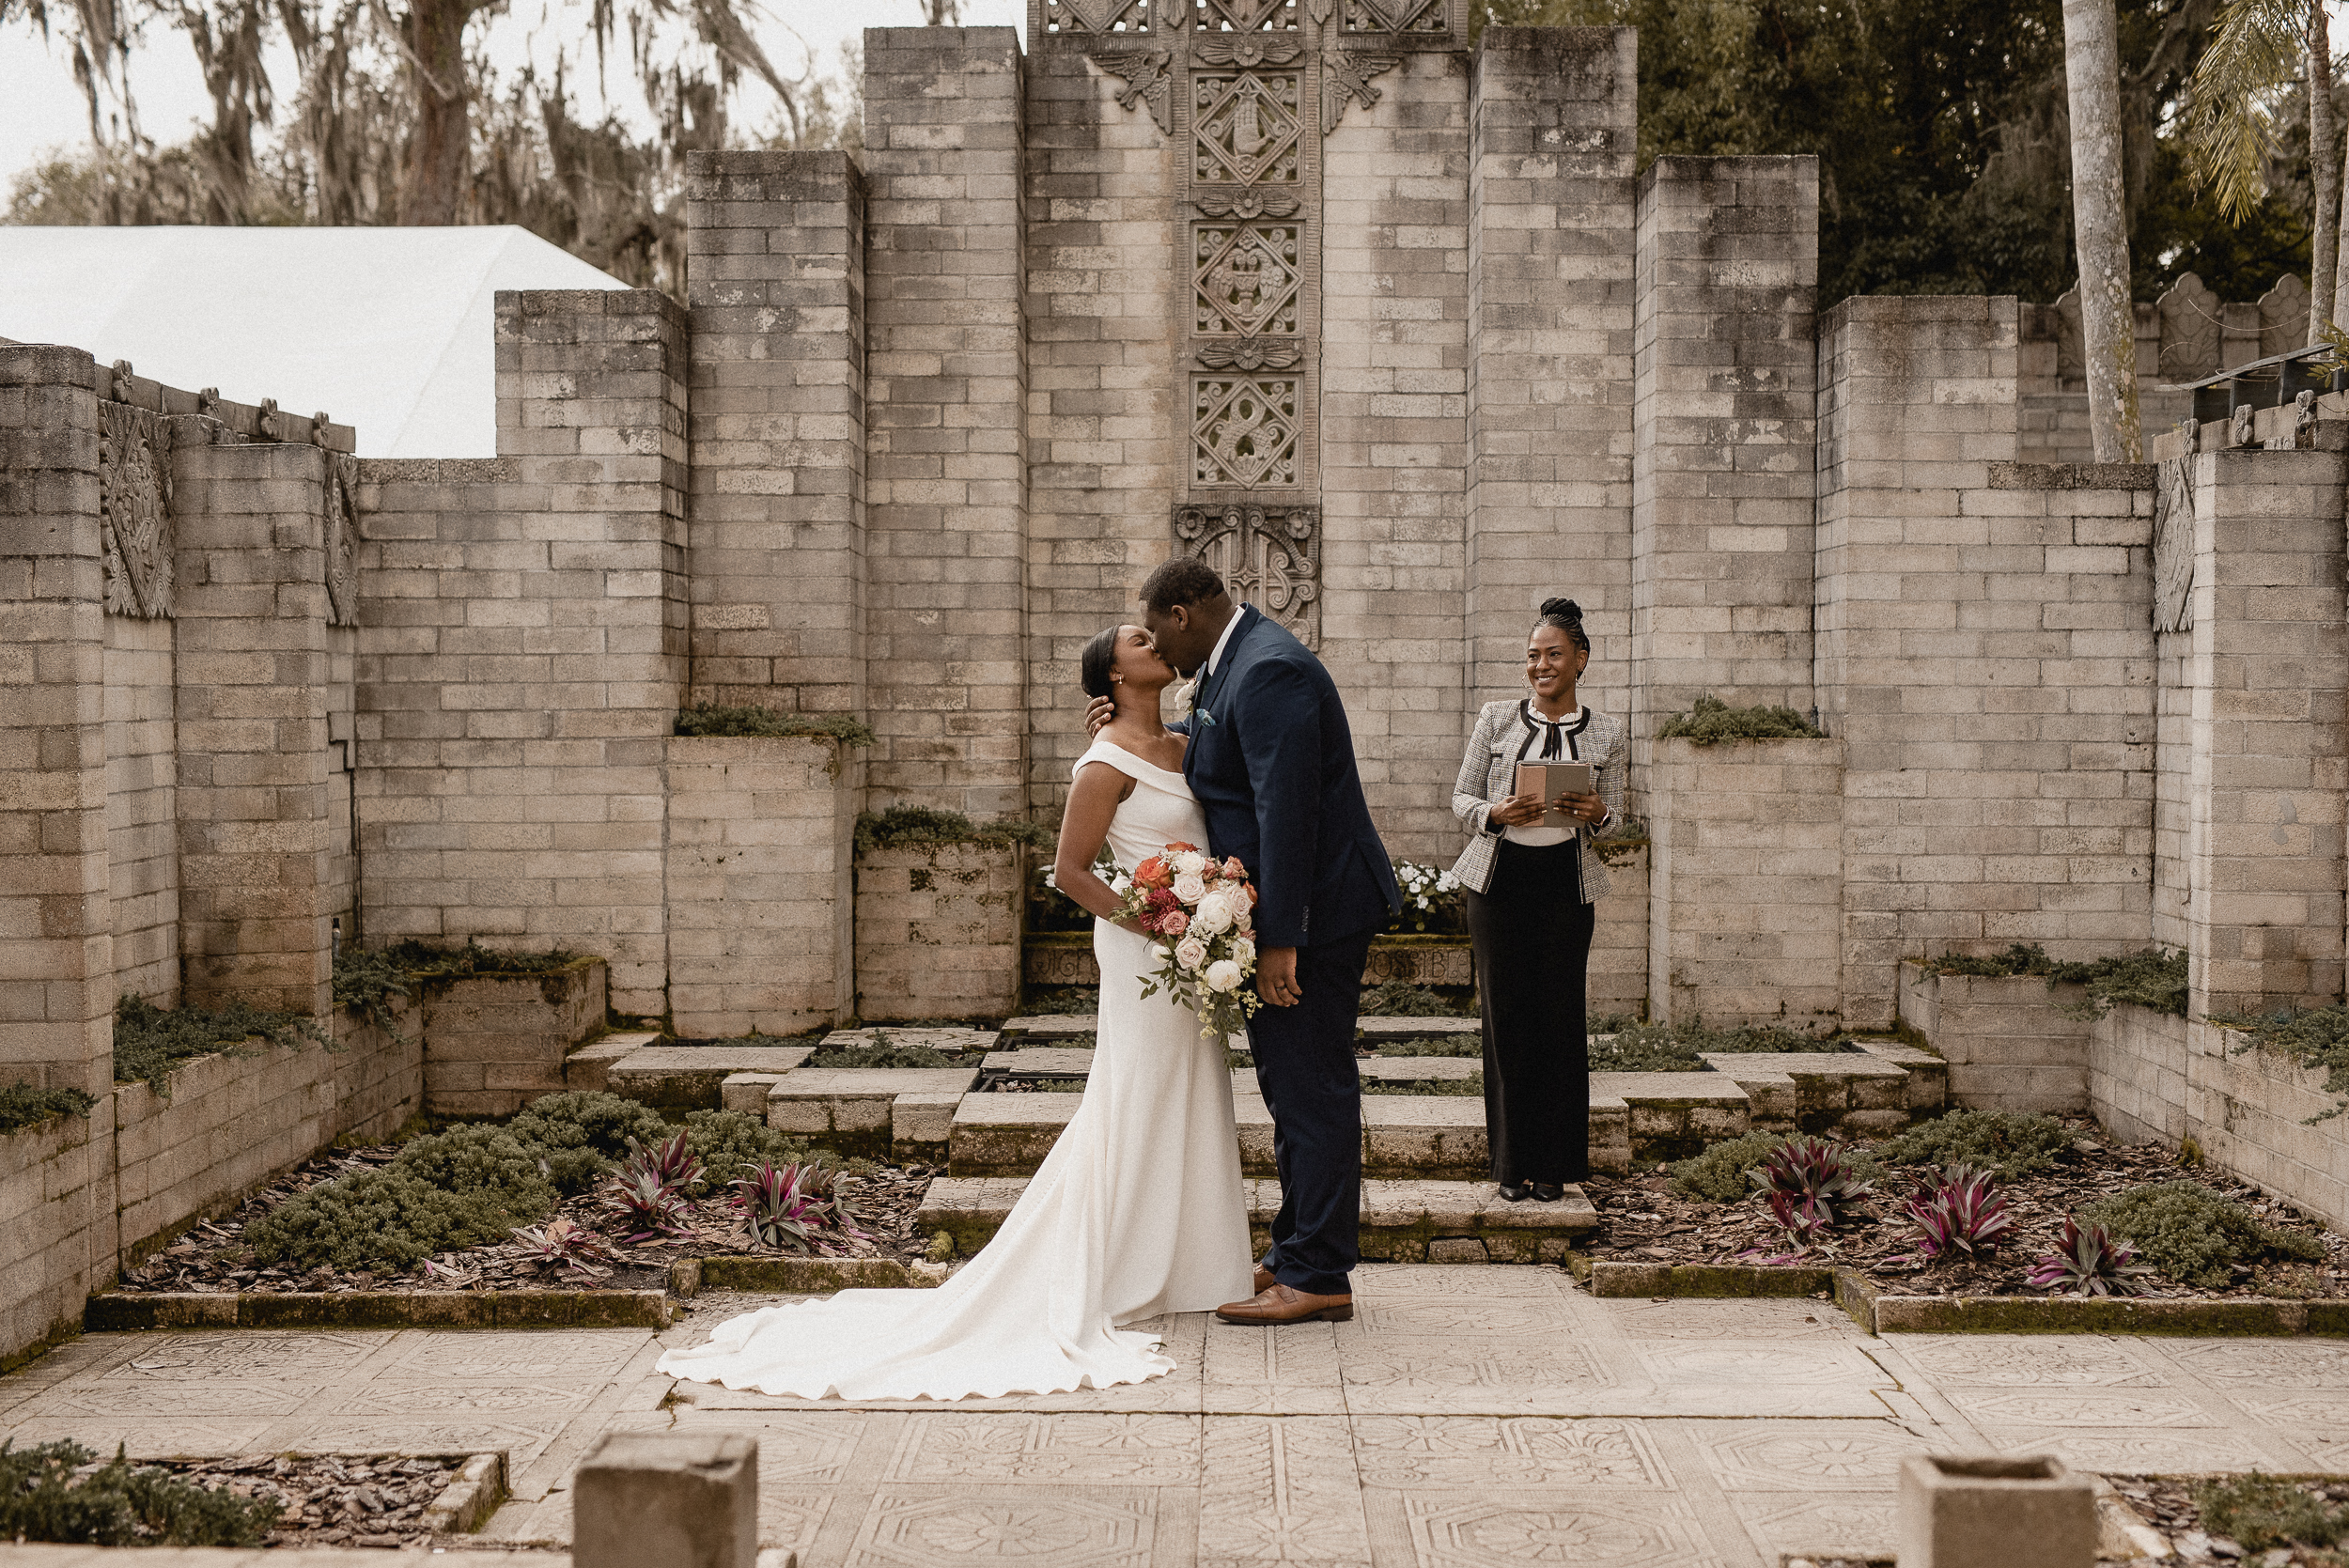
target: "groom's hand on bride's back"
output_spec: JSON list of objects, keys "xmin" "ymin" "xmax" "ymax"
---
[{"xmin": 1084, "ymin": 695, "xmax": 1115, "ymax": 736}]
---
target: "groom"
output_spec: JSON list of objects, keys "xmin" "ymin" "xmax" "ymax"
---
[{"xmin": 1097, "ymin": 558, "xmax": 1399, "ymax": 1324}]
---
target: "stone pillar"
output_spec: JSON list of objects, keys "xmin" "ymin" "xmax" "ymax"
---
[
  {"xmin": 1629, "ymin": 155, "xmax": 1819, "ymax": 740},
  {"xmin": 862, "ymin": 26, "xmax": 1029, "ymax": 818},
  {"xmin": 1464, "ymin": 27, "xmax": 1637, "ymax": 715},
  {"xmin": 683, "ymin": 150, "xmax": 866, "ymax": 718},
  {"xmin": 174, "ymin": 442, "xmax": 336, "ymax": 1017},
  {"xmin": 0, "ymin": 346, "xmax": 115, "ymax": 1096},
  {"xmin": 2186, "ymin": 443, "xmax": 2349, "ymax": 1017}
]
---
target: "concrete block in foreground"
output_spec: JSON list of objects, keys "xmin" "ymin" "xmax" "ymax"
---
[
  {"xmin": 1897, "ymin": 1453, "xmax": 2093, "ymax": 1568},
  {"xmin": 574, "ymin": 1431, "xmax": 757, "ymax": 1568}
]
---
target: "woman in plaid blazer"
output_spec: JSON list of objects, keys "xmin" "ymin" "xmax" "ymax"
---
[{"xmin": 1446, "ymin": 598, "xmax": 1626, "ymax": 1201}]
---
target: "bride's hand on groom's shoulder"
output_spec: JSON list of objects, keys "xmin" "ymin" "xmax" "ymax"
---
[{"xmin": 1084, "ymin": 696, "xmax": 1115, "ymax": 736}]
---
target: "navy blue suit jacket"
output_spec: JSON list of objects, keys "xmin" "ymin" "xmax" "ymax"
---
[{"xmin": 1178, "ymin": 606, "xmax": 1399, "ymax": 949}]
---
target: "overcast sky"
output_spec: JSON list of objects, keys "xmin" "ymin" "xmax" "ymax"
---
[{"xmin": 0, "ymin": 0, "xmax": 1026, "ymax": 200}]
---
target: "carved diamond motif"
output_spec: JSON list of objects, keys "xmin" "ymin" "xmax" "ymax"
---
[
  {"xmin": 1044, "ymin": 0, "xmax": 1154, "ymax": 31},
  {"xmin": 1193, "ymin": 0, "xmax": 1299, "ymax": 30},
  {"xmin": 1195, "ymin": 224, "xmax": 1301, "ymax": 335},
  {"xmin": 1340, "ymin": 0, "xmax": 1445, "ymax": 30},
  {"xmin": 100, "ymin": 399, "xmax": 174, "ymax": 619},
  {"xmin": 1174, "ymin": 502, "xmax": 1318, "ymax": 645},
  {"xmin": 1192, "ymin": 73, "xmax": 1302, "ymax": 185},
  {"xmin": 1192, "ymin": 377, "xmax": 1300, "ymax": 487}
]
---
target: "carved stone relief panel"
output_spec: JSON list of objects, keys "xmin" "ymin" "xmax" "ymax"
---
[
  {"xmin": 1335, "ymin": 0, "xmax": 1443, "ymax": 30},
  {"xmin": 1092, "ymin": 48, "xmax": 1174, "ymax": 131},
  {"xmin": 1195, "ymin": 222, "xmax": 1302, "ymax": 334},
  {"xmin": 1043, "ymin": 0, "xmax": 1157, "ymax": 32},
  {"xmin": 2259, "ymin": 273, "xmax": 2312, "ymax": 359},
  {"xmin": 2155, "ymin": 272, "xmax": 2220, "ymax": 381},
  {"xmin": 325, "ymin": 451, "xmax": 361, "ymax": 628},
  {"xmin": 99, "ymin": 400, "xmax": 174, "ymax": 619},
  {"xmin": 1192, "ymin": 71, "xmax": 1303, "ymax": 184},
  {"xmin": 2152, "ymin": 454, "xmax": 2195, "ymax": 634},
  {"xmin": 1192, "ymin": 0, "xmax": 1299, "ymax": 32},
  {"xmin": 1174, "ymin": 503, "xmax": 1320, "ymax": 645},
  {"xmin": 1193, "ymin": 376, "xmax": 1302, "ymax": 487}
]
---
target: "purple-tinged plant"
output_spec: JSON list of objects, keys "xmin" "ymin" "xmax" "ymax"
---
[
  {"xmin": 605, "ymin": 1168, "xmax": 694, "ymax": 1242},
  {"xmin": 1748, "ymin": 1136, "xmax": 1875, "ymax": 1225},
  {"xmin": 2028, "ymin": 1215, "xmax": 2153, "ymax": 1296},
  {"xmin": 1735, "ymin": 1190, "xmax": 1835, "ymax": 1264},
  {"xmin": 733, "ymin": 1159, "xmax": 848, "ymax": 1252},
  {"xmin": 623, "ymin": 1130, "xmax": 703, "ymax": 1193},
  {"xmin": 509, "ymin": 1217, "xmax": 615, "ymax": 1281},
  {"xmin": 1901, "ymin": 1164, "xmax": 2015, "ymax": 1262}
]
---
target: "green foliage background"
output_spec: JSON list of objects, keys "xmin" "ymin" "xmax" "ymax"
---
[{"xmin": 1475, "ymin": 0, "xmax": 2309, "ymax": 306}]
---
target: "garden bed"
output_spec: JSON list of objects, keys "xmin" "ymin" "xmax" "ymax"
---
[
  {"xmin": 100, "ymin": 1110, "xmax": 939, "ymax": 1302},
  {"xmin": 1579, "ymin": 1112, "xmax": 2349, "ymax": 1304}
]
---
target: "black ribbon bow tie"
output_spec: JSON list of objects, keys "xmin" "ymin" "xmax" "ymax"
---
[{"xmin": 1540, "ymin": 720, "xmax": 1564, "ymax": 760}]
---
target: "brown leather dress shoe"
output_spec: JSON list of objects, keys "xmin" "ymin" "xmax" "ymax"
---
[
  {"xmin": 1215, "ymin": 1283, "xmax": 1354, "ymax": 1325},
  {"xmin": 1252, "ymin": 1265, "xmax": 1276, "ymax": 1295}
]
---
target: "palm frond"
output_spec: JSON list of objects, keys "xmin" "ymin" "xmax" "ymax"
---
[{"xmin": 2185, "ymin": 0, "xmax": 2314, "ymax": 221}]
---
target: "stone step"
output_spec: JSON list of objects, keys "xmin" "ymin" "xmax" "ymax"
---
[
  {"xmin": 819, "ymin": 1027, "xmax": 1000, "ymax": 1055},
  {"xmin": 766, "ymin": 1067, "xmax": 982, "ymax": 1161},
  {"xmin": 601, "ymin": 1042, "xmax": 814, "ymax": 1111},
  {"xmin": 561, "ymin": 1030, "xmax": 661, "ymax": 1094},
  {"xmin": 916, "ymin": 1175, "xmax": 1595, "ymax": 1264}
]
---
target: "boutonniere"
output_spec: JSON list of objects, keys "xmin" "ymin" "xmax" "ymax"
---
[{"xmin": 1167, "ymin": 679, "xmax": 1195, "ymax": 722}]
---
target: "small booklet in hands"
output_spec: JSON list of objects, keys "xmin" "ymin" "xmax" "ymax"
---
[{"xmin": 1514, "ymin": 761, "xmax": 1594, "ymax": 831}]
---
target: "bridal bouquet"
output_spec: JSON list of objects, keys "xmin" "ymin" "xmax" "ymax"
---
[{"xmin": 1117, "ymin": 842, "xmax": 1261, "ymax": 1041}]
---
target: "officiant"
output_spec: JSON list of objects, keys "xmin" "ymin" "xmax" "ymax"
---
[{"xmin": 1446, "ymin": 598, "xmax": 1628, "ymax": 1201}]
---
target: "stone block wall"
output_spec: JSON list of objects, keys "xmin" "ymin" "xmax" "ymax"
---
[
  {"xmin": 1589, "ymin": 841, "xmax": 1649, "ymax": 1017},
  {"xmin": 856, "ymin": 843, "xmax": 1024, "ymax": 1021},
  {"xmin": 105, "ymin": 614, "xmax": 180, "ymax": 1007},
  {"xmin": 1895, "ymin": 963, "xmax": 2091, "ymax": 1113},
  {"xmin": 665, "ymin": 735, "xmax": 859, "ymax": 1036},
  {"xmin": 417, "ymin": 961, "xmax": 605, "ymax": 1116},
  {"xmin": 1647, "ymin": 737, "xmax": 1842, "ymax": 1027}
]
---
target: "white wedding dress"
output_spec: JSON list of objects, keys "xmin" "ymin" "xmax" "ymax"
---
[{"xmin": 657, "ymin": 740, "xmax": 1252, "ymax": 1400}]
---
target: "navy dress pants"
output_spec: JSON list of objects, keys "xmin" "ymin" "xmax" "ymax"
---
[{"xmin": 1248, "ymin": 926, "xmax": 1375, "ymax": 1296}]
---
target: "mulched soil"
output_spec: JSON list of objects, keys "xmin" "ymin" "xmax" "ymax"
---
[
  {"xmin": 2108, "ymin": 1475, "xmax": 2349, "ymax": 1565},
  {"xmin": 149, "ymin": 1453, "xmax": 459, "ymax": 1548},
  {"xmin": 1582, "ymin": 1116, "xmax": 2349, "ymax": 1298},
  {"xmin": 112, "ymin": 1146, "xmax": 937, "ymax": 1296}
]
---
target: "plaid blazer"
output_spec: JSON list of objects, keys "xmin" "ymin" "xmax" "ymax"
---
[{"xmin": 1448, "ymin": 699, "xmax": 1627, "ymax": 901}]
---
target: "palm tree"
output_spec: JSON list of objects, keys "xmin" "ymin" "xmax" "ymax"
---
[
  {"xmin": 2064, "ymin": 0, "xmax": 2144, "ymax": 462},
  {"xmin": 2186, "ymin": 0, "xmax": 2340, "ymax": 338}
]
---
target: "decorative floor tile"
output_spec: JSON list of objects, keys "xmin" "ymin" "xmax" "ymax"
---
[
  {"xmin": 2232, "ymin": 1392, "xmax": 2349, "ymax": 1425},
  {"xmin": 29, "ymin": 1380, "xmax": 317, "ymax": 1419},
  {"xmin": 1348, "ymin": 1302, "xmax": 1580, "ymax": 1339},
  {"xmin": 330, "ymin": 1381, "xmax": 604, "ymax": 1417},
  {"xmin": 1203, "ymin": 1322, "xmax": 1345, "ymax": 1416},
  {"xmin": 277, "ymin": 1416, "xmax": 570, "ymax": 1465},
  {"xmin": 1196, "ymin": 1415, "xmax": 1367, "ymax": 1564},
  {"xmin": 2160, "ymin": 1340, "xmax": 2349, "ymax": 1388},
  {"xmin": 376, "ymin": 1330, "xmax": 654, "ymax": 1382},
  {"xmin": 1392, "ymin": 1490, "xmax": 1726, "ymax": 1568},
  {"xmin": 842, "ymin": 1487, "xmax": 1174, "ymax": 1568},
  {"xmin": 1729, "ymin": 1491, "xmax": 1898, "ymax": 1558},
  {"xmin": 1941, "ymin": 1389, "xmax": 2217, "ymax": 1429},
  {"xmin": 1351, "ymin": 1417, "xmax": 1667, "ymax": 1488},
  {"xmin": 97, "ymin": 1332, "xmax": 392, "ymax": 1381},
  {"xmin": 1962, "ymin": 1425, "xmax": 2278, "ymax": 1472},
  {"xmin": 0, "ymin": 1416, "xmax": 276, "ymax": 1456},
  {"xmin": 1688, "ymin": 1421, "xmax": 1925, "ymax": 1491},
  {"xmin": 1884, "ymin": 1336, "xmax": 2164, "ymax": 1387},
  {"xmin": 884, "ymin": 1413, "xmax": 1202, "ymax": 1485},
  {"xmin": 1631, "ymin": 1342, "xmax": 1887, "ymax": 1389},
  {"xmin": 1599, "ymin": 1299, "xmax": 1859, "ymax": 1341},
  {"xmin": 1354, "ymin": 1265, "xmax": 1575, "ymax": 1299},
  {"xmin": 1338, "ymin": 1338, "xmax": 1610, "ymax": 1395}
]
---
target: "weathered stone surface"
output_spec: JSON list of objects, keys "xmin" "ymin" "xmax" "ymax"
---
[
  {"xmin": 980, "ymin": 1048, "xmax": 1094, "ymax": 1079},
  {"xmin": 574, "ymin": 1431, "xmax": 758, "ymax": 1568},
  {"xmin": 947, "ymin": 1091, "xmax": 1082, "ymax": 1176},
  {"xmin": 769, "ymin": 1067, "xmax": 983, "ymax": 1161},
  {"xmin": 1361, "ymin": 1095, "xmax": 1487, "ymax": 1180},
  {"xmin": 608, "ymin": 1045, "xmax": 816, "ymax": 1113},
  {"xmin": 1898, "ymin": 1454, "xmax": 2095, "ymax": 1568}
]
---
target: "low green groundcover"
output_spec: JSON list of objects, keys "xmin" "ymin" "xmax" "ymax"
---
[
  {"xmin": 0, "ymin": 1082, "xmax": 96, "ymax": 1135},
  {"xmin": 807, "ymin": 1032, "xmax": 965, "ymax": 1069},
  {"xmin": 1875, "ymin": 1108, "xmax": 2077, "ymax": 1181},
  {"xmin": 1358, "ymin": 981, "xmax": 1476, "ymax": 1018},
  {"xmin": 246, "ymin": 1095, "xmax": 824, "ymax": 1274},
  {"xmin": 112, "ymin": 996, "xmax": 328, "ymax": 1096},
  {"xmin": 1363, "ymin": 1075, "xmax": 1483, "ymax": 1096},
  {"xmin": 675, "ymin": 703, "xmax": 878, "ymax": 747},
  {"xmin": 2191, "ymin": 1473, "xmax": 2348, "ymax": 1553},
  {"xmin": 1914, "ymin": 942, "xmax": 2189, "ymax": 1017},
  {"xmin": 856, "ymin": 805, "xmax": 1053, "ymax": 857},
  {"xmin": 1656, "ymin": 693, "xmax": 1826, "ymax": 744},
  {"xmin": 0, "ymin": 1440, "xmax": 280, "ymax": 1546},
  {"xmin": 1588, "ymin": 1017, "xmax": 1843, "ymax": 1073},
  {"xmin": 2082, "ymin": 1179, "xmax": 2326, "ymax": 1290},
  {"xmin": 2211, "ymin": 1003, "xmax": 2349, "ymax": 1122}
]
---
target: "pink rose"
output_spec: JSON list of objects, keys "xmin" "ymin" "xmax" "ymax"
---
[
  {"xmin": 1223, "ymin": 857, "xmax": 1246, "ymax": 879},
  {"xmin": 1160, "ymin": 910, "xmax": 1190, "ymax": 937}
]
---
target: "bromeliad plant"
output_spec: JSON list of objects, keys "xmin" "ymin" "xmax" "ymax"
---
[
  {"xmin": 733, "ymin": 1158, "xmax": 851, "ymax": 1253},
  {"xmin": 2028, "ymin": 1215, "xmax": 2153, "ymax": 1297},
  {"xmin": 1748, "ymin": 1136, "xmax": 1875, "ymax": 1225},
  {"xmin": 509, "ymin": 1217, "xmax": 617, "ymax": 1281},
  {"xmin": 1899, "ymin": 1164, "xmax": 2015, "ymax": 1264},
  {"xmin": 603, "ymin": 1131, "xmax": 703, "ymax": 1242}
]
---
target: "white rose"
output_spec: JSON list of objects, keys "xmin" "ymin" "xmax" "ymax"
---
[
  {"xmin": 1190, "ymin": 893, "xmax": 1234, "ymax": 935},
  {"xmin": 1109, "ymin": 871, "xmax": 1132, "ymax": 895},
  {"xmin": 1174, "ymin": 935, "xmax": 1209, "ymax": 971},
  {"xmin": 1153, "ymin": 945, "xmax": 1173, "ymax": 962},
  {"xmin": 1173, "ymin": 872, "xmax": 1207, "ymax": 904},
  {"xmin": 1174, "ymin": 850, "xmax": 1206, "ymax": 877},
  {"xmin": 1204, "ymin": 959, "xmax": 1242, "ymax": 993},
  {"xmin": 1232, "ymin": 937, "xmax": 1255, "ymax": 968}
]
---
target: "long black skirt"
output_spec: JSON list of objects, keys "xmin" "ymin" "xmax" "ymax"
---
[{"xmin": 1465, "ymin": 838, "xmax": 1596, "ymax": 1186}]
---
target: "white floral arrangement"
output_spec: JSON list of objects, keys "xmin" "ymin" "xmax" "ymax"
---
[
  {"xmin": 1116, "ymin": 841, "xmax": 1261, "ymax": 1042},
  {"xmin": 1392, "ymin": 859, "xmax": 1463, "ymax": 933}
]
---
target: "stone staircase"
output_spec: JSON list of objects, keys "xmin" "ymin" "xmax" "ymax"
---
[{"xmin": 572, "ymin": 1013, "xmax": 1949, "ymax": 1264}]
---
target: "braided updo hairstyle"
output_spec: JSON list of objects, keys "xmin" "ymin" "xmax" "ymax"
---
[{"xmin": 1534, "ymin": 597, "xmax": 1592, "ymax": 654}]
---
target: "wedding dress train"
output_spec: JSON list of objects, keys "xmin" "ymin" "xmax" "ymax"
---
[{"xmin": 656, "ymin": 740, "xmax": 1252, "ymax": 1400}]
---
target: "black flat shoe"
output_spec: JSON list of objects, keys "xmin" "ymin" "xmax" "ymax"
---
[
  {"xmin": 1497, "ymin": 1181, "xmax": 1532, "ymax": 1203},
  {"xmin": 1531, "ymin": 1183, "xmax": 1565, "ymax": 1203}
]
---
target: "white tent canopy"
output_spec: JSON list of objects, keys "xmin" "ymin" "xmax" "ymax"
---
[{"xmin": 0, "ymin": 225, "xmax": 630, "ymax": 458}]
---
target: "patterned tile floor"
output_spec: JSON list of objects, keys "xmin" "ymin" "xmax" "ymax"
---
[{"xmin": 5, "ymin": 1265, "xmax": 2347, "ymax": 1565}]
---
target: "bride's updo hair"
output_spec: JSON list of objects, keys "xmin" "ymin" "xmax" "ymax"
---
[
  {"xmin": 1080, "ymin": 626, "xmax": 1122, "ymax": 702},
  {"xmin": 1534, "ymin": 596, "xmax": 1592, "ymax": 654}
]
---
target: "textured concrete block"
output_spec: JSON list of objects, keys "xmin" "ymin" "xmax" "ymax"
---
[
  {"xmin": 1897, "ymin": 1453, "xmax": 2094, "ymax": 1568},
  {"xmin": 573, "ymin": 1431, "xmax": 757, "ymax": 1568}
]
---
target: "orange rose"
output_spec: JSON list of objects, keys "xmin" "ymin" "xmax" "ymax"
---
[
  {"xmin": 1165, "ymin": 841, "xmax": 1199, "ymax": 853},
  {"xmin": 1134, "ymin": 856, "xmax": 1173, "ymax": 890}
]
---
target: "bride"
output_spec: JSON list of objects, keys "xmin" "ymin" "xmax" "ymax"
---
[{"xmin": 656, "ymin": 624, "xmax": 1252, "ymax": 1400}]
